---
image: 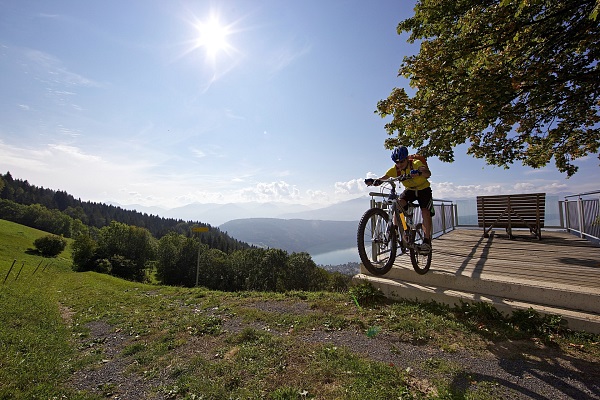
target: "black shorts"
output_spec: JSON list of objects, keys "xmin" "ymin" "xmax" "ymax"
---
[{"xmin": 400, "ymin": 187, "xmax": 435, "ymax": 217}]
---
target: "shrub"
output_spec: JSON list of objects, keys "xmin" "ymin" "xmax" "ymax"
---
[
  {"xmin": 349, "ymin": 281, "xmax": 385, "ymax": 307},
  {"xmin": 33, "ymin": 234, "xmax": 67, "ymax": 257}
]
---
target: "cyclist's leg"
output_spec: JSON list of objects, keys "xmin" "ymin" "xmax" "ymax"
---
[
  {"xmin": 398, "ymin": 189, "xmax": 415, "ymax": 211},
  {"xmin": 395, "ymin": 189, "xmax": 411, "ymax": 226},
  {"xmin": 416, "ymin": 187, "xmax": 434, "ymax": 242}
]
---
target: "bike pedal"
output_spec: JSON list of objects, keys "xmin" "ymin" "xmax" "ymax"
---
[{"xmin": 419, "ymin": 243, "xmax": 431, "ymax": 255}]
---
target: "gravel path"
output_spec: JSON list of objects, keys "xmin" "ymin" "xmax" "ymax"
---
[
  {"xmin": 68, "ymin": 301, "xmax": 600, "ymax": 399},
  {"xmin": 302, "ymin": 329, "xmax": 599, "ymax": 399}
]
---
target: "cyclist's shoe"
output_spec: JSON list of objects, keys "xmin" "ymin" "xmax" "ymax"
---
[{"xmin": 419, "ymin": 242, "xmax": 431, "ymax": 254}]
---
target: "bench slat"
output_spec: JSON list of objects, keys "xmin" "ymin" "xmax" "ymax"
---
[{"xmin": 476, "ymin": 193, "xmax": 545, "ymax": 239}]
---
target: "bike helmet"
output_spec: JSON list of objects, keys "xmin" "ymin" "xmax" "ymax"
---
[{"xmin": 391, "ymin": 146, "xmax": 409, "ymax": 163}]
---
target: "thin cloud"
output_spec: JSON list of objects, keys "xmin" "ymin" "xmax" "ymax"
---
[
  {"xmin": 267, "ymin": 36, "xmax": 312, "ymax": 74},
  {"xmin": 48, "ymin": 144, "xmax": 101, "ymax": 162},
  {"xmin": 24, "ymin": 48, "xmax": 100, "ymax": 88},
  {"xmin": 191, "ymin": 148, "xmax": 207, "ymax": 158}
]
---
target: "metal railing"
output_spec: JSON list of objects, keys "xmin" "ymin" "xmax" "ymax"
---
[
  {"xmin": 559, "ymin": 190, "xmax": 600, "ymax": 242},
  {"xmin": 432, "ymin": 198, "xmax": 457, "ymax": 237},
  {"xmin": 365, "ymin": 190, "xmax": 599, "ymax": 244},
  {"xmin": 369, "ymin": 195, "xmax": 456, "ymax": 238}
]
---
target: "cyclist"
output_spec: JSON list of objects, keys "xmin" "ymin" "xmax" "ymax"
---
[{"xmin": 365, "ymin": 146, "xmax": 434, "ymax": 253}]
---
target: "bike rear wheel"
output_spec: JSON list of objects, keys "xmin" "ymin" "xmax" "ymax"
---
[
  {"xmin": 408, "ymin": 223, "xmax": 432, "ymax": 274},
  {"xmin": 357, "ymin": 207, "xmax": 397, "ymax": 275}
]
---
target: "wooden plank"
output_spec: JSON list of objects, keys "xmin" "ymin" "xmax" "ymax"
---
[{"xmin": 428, "ymin": 229, "xmax": 600, "ymax": 289}]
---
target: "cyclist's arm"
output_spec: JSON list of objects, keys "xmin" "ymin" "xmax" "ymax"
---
[
  {"xmin": 416, "ymin": 166, "xmax": 431, "ymax": 178},
  {"xmin": 411, "ymin": 160, "xmax": 431, "ymax": 178}
]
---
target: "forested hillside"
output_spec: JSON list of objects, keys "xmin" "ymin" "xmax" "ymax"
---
[
  {"xmin": 0, "ymin": 171, "xmax": 248, "ymax": 252},
  {"xmin": 0, "ymin": 171, "xmax": 352, "ymax": 289}
]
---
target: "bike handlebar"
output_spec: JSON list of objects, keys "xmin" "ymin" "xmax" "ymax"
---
[{"xmin": 364, "ymin": 175, "xmax": 412, "ymax": 187}]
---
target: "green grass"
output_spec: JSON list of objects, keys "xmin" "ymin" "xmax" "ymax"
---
[{"xmin": 1, "ymin": 219, "xmax": 599, "ymax": 399}]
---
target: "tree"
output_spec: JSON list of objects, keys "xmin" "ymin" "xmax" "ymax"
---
[
  {"xmin": 72, "ymin": 233, "xmax": 98, "ymax": 271},
  {"xmin": 96, "ymin": 221, "xmax": 155, "ymax": 281},
  {"xmin": 156, "ymin": 232, "xmax": 205, "ymax": 286},
  {"xmin": 34, "ymin": 234, "xmax": 67, "ymax": 257},
  {"xmin": 198, "ymin": 248, "xmax": 231, "ymax": 290},
  {"xmin": 228, "ymin": 248, "xmax": 267, "ymax": 291},
  {"xmin": 377, "ymin": 0, "xmax": 599, "ymax": 176},
  {"xmin": 282, "ymin": 252, "xmax": 317, "ymax": 291}
]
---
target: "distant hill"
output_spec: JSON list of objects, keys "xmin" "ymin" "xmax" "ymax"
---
[
  {"xmin": 129, "ymin": 197, "xmax": 370, "ymax": 226},
  {"xmin": 158, "ymin": 201, "xmax": 318, "ymax": 226},
  {"xmin": 219, "ymin": 218, "xmax": 359, "ymax": 254},
  {"xmin": 278, "ymin": 196, "xmax": 370, "ymax": 221}
]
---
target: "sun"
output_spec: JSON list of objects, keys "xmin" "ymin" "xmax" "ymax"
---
[{"xmin": 194, "ymin": 15, "xmax": 232, "ymax": 60}]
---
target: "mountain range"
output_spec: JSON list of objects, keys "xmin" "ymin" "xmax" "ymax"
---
[
  {"xmin": 117, "ymin": 196, "xmax": 371, "ymax": 227},
  {"xmin": 114, "ymin": 197, "xmax": 370, "ymax": 257}
]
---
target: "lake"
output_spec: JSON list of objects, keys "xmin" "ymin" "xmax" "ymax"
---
[{"xmin": 312, "ymin": 247, "xmax": 359, "ymax": 266}]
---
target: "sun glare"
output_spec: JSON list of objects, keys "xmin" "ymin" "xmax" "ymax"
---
[{"xmin": 195, "ymin": 16, "xmax": 231, "ymax": 60}]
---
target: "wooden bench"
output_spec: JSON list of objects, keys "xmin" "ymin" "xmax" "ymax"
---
[{"xmin": 477, "ymin": 193, "xmax": 545, "ymax": 239}]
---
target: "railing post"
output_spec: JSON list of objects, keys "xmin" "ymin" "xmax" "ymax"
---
[
  {"xmin": 564, "ymin": 199, "xmax": 571, "ymax": 233},
  {"xmin": 453, "ymin": 204, "xmax": 458, "ymax": 227},
  {"xmin": 558, "ymin": 201, "xmax": 564, "ymax": 229},
  {"xmin": 577, "ymin": 197, "xmax": 585, "ymax": 238},
  {"xmin": 440, "ymin": 203, "xmax": 447, "ymax": 233}
]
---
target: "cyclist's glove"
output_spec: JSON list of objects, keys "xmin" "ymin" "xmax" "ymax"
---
[
  {"xmin": 410, "ymin": 169, "xmax": 422, "ymax": 176},
  {"xmin": 364, "ymin": 178, "xmax": 382, "ymax": 186}
]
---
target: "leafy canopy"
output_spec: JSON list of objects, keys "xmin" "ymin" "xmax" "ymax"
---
[{"xmin": 377, "ymin": 0, "xmax": 600, "ymax": 176}]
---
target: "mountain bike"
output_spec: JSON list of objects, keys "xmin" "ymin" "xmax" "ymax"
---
[{"xmin": 357, "ymin": 176, "xmax": 432, "ymax": 276}]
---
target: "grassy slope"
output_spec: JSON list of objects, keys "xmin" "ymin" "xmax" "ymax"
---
[
  {"xmin": 0, "ymin": 219, "xmax": 77, "ymax": 398},
  {"xmin": 1, "ymin": 219, "xmax": 598, "ymax": 399}
]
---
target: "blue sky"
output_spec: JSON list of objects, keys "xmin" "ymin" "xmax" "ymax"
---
[{"xmin": 1, "ymin": 0, "xmax": 597, "ymax": 211}]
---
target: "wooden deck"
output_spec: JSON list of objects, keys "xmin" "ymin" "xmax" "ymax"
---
[
  {"xmin": 430, "ymin": 229, "xmax": 600, "ymax": 290},
  {"xmin": 358, "ymin": 228, "xmax": 600, "ymax": 332}
]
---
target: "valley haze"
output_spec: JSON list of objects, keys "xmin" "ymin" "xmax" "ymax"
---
[{"xmin": 115, "ymin": 196, "xmax": 370, "ymax": 227}]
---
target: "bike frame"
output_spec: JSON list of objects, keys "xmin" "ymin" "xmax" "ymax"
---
[{"xmin": 372, "ymin": 180, "xmax": 418, "ymax": 253}]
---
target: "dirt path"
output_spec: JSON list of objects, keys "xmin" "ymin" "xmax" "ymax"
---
[{"xmin": 68, "ymin": 301, "xmax": 600, "ymax": 399}]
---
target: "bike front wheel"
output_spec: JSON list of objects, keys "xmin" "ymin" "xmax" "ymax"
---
[
  {"xmin": 357, "ymin": 207, "xmax": 397, "ymax": 275},
  {"xmin": 409, "ymin": 223, "xmax": 432, "ymax": 274}
]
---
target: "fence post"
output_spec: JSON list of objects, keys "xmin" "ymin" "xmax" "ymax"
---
[
  {"xmin": 15, "ymin": 261, "xmax": 25, "ymax": 281},
  {"xmin": 42, "ymin": 262, "xmax": 52, "ymax": 272},
  {"xmin": 33, "ymin": 260, "xmax": 43, "ymax": 275},
  {"xmin": 4, "ymin": 259, "xmax": 16, "ymax": 284}
]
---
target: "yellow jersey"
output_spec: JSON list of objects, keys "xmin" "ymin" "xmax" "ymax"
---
[{"xmin": 385, "ymin": 159, "xmax": 430, "ymax": 191}]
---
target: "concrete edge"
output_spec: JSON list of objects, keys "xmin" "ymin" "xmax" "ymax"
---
[
  {"xmin": 365, "ymin": 265, "xmax": 600, "ymax": 314},
  {"xmin": 353, "ymin": 273, "xmax": 600, "ymax": 335}
]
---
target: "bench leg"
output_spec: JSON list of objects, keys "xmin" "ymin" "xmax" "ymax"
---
[{"xmin": 506, "ymin": 227, "xmax": 515, "ymax": 239}]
